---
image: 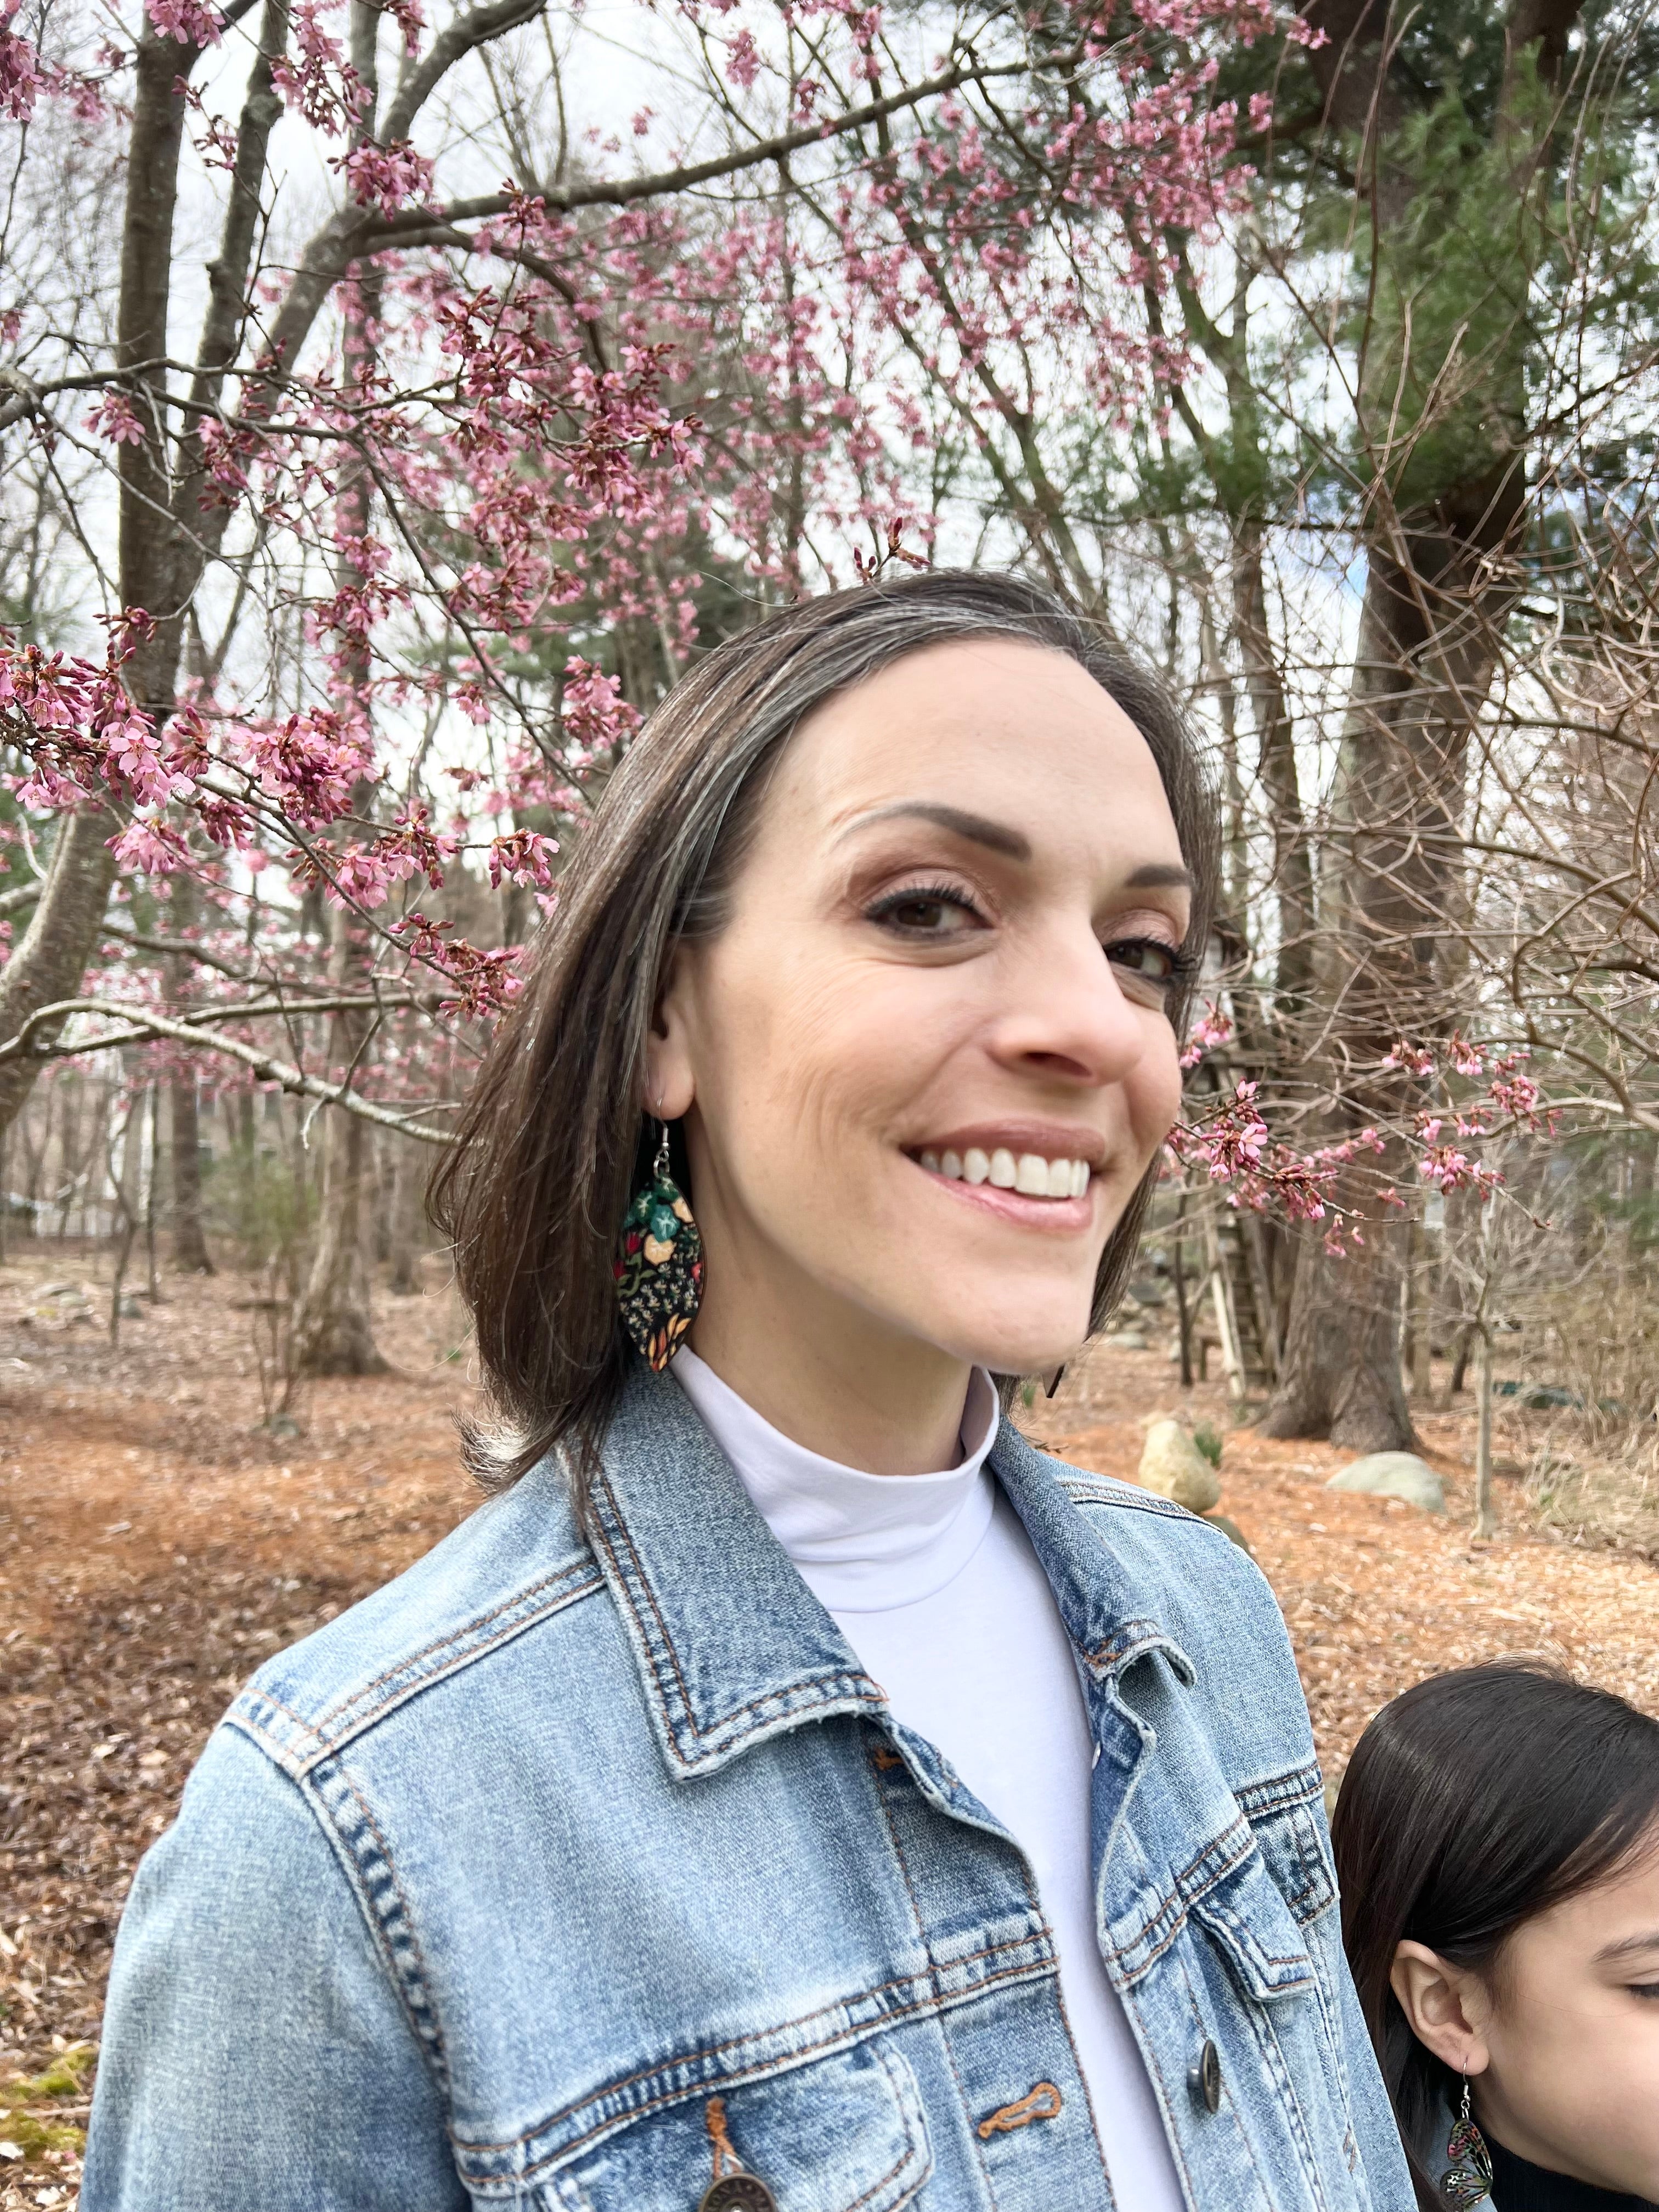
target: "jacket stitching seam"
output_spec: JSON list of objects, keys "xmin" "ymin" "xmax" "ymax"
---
[
  {"xmin": 456, "ymin": 1939, "xmax": 1050, "ymax": 2159},
  {"xmin": 592, "ymin": 1468, "xmax": 699, "ymax": 1743},
  {"xmin": 314, "ymin": 1559, "xmax": 601, "ymax": 1730},
  {"xmin": 501, "ymin": 1954, "xmax": 1054, "ymax": 2179},
  {"xmin": 1234, "ymin": 1764, "xmax": 1323, "ymax": 1815},
  {"xmin": 318, "ymin": 1755, "xmax": 454, "ymax": 2091},
  {"xmin": 847, "ymin": 2046, "xmax": 926, "ymax": 2212}
]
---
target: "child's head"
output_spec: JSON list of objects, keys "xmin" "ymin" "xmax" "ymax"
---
[{"xmin": 1332, "ymin": 1661, "xmax": 1659, "ymax": 2206}]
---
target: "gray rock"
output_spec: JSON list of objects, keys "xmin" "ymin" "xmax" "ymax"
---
[
  {"xmin": 1325, "ymin": 1452, "xmax": 1445, "ymax": 1514},
  {"xmin": 1138, "ymin": 1419, "xmax": 1222, "ymax": 1514},
  {"xmin": 1102, "ymin": 1330, "xmax": 1149, "ymax": 1351}
]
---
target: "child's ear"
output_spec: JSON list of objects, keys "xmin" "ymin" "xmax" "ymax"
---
[{"xmin": 1390, "ymin": 1939, "xmax": 1492, "ymax": 2077}]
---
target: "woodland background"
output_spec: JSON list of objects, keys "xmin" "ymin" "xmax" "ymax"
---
[{"xmin": 2, "ymin": 0, "xmax": 1659, "ymax": 2197}]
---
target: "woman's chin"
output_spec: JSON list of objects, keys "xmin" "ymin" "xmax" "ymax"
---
[{"xmin": 922, "ymin": 1299, "xmax": 1092, "ymax": 1381}]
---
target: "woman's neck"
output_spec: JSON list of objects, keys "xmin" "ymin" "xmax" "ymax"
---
[
  {"xmin": 1484, "ymin": 2129, "xmax": 1657, "ymax": 2211},
  {"xmin": 685, "ymin": 1297, "xmax": 975, "ymax": 1475}
]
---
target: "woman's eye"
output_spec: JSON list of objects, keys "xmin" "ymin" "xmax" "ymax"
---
[
  {"xmin": 868, "ymin": 885, "xmax": 983, "ymax": 937},
  {"xmin": 1107, "ymin": 936, "xmax": 1181, "ymax": 987}
]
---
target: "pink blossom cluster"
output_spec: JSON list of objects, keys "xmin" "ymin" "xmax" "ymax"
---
[
  {"xmin": 1179, "ymin": 999, "xmax": 1232, "ymax": 1069},
  {"xmin": 335, "ymin": 138, "xmax": 435, "ymax": 214},
  {"xmin": 143, "ymin": 0, "xmax": 223, "ymax": 45},
  {"xmin": 0, "ymin": 0, "xmax": 42, "ymax": 119}
]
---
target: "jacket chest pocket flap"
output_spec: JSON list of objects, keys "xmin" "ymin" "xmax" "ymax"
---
[
  {"xmin": 1189, "ymin": 1844, "xmax": 1319, "ymax": 2004},
  {"xmin": 539, "ymin": 2039, "xmax": 933, "ymax": 2212}
]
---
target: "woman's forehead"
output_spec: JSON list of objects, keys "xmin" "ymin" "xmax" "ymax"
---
[{"xmin": 779, "ymin": 637, "xmax": 1181, "ymax": 845}]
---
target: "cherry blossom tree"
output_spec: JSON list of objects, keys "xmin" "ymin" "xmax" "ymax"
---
[{"xmin": 0, "ymin": 0, "xmax": 1288, "ymax": 1364}]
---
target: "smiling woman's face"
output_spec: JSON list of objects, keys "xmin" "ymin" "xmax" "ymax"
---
[{"xmin": 649, "ymin": 635, "xmax": 1192, "ymax": 1426}]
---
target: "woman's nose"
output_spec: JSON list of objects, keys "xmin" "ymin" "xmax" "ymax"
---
[{"xmin": 982, "ymin": 923, "xmax": 1150, "ymax": 1086}]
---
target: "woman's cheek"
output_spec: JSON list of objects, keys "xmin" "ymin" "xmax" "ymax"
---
[{"xmin": 1130, "ymin": 1024, "xmax": 1184, "ymax": 1151}]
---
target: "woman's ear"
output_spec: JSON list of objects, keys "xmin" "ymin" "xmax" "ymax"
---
[
  {"xmin": 642, "ymin": 942, "xmax": 697, "ymax": 1122},
  {"xmin": 1390, "ymin": 1939, "xmax": 1492, "ymax": 2077}
]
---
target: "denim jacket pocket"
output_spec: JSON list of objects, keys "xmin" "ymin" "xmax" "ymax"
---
[
  {"xmin": 1189, "ymin": 1844, "xmax": 1319, "ymax": 2004},
  {"xmin": 503, "ymin": 2039, "xmax": 933, "ymax": 2212}
]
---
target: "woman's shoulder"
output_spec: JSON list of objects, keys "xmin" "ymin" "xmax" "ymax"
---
[{"xmin": 225, "ymin": 1455, "xmax": 607, "ymax": 1781}]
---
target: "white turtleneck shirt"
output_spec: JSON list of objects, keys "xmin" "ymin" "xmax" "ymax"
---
[{"xmin": 670, "ymin": 1347, "xmax": 1186, "ymax": 2212}]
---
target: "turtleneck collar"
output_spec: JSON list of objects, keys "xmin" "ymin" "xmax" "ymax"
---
[{"xmin": 669, "ymin": 1347, "xmax": 1000, "ymax": 1614}]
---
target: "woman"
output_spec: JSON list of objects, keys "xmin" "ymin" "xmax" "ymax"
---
[
  {"xmin": 1333, "ymin": 1662, "xmax": 1659, "ymax": 2211},
  {"xmin": 84, "ymin": 572, "xmax": 1409, "ymax": 2210}
]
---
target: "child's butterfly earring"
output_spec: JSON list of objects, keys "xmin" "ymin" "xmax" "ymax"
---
[
  {"xmin": 614, "ymin": 1119, "xmax": 703, "ymax": 1373},
  {"xmin": 1439, "ymin": 2076, "xmax": 1493, "ymax": 2209}
]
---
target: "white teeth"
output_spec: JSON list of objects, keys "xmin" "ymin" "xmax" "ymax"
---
[{"xmin": 918, "ymin": 1147, "xmax": 1092, "ymax": 1200}]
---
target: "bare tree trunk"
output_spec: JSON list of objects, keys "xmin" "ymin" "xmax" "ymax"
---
[
  {"xmin": 1263, "ymin": 0, "xmax": 1583, "ymax": 1446},
  {"xmin": 291, "ymin": 1039, "xmax": 387, "ymax": 1374},
  {"xmin": 1474, "ymin": 1327, "xmax": 1495, "ymax": 1540},
  {"xmin": 109, "ymin": 1086, "xmax": 145, "ymax": 1344},
  {"xmin": 166, "ymin": 874, "xmax": 213, "ymax": 1271},
  {"xmin": 168, "ymin": 1074, "xmax": 213, "ymax": 1272},
  {"xmin": 143, "ymin": 1082, "xmax": 161, "ymax": 1300},
  {"xmin": 387, "ymin": 1137, "xmax": 427, "ymax": 1296},
  {"xmin": 0, "ymin": 3, "xmax": 291, "ymax": 1145},
  {"xmin": 1231, "ymin": 522, "xmax": 1314, "ymax": 1015},
  {"xmin": 1261, "ymin": 1163, "xmax": 1416, "ymax": 1449},
  {"xmin": 290, "ymin": 5, "xmax": 385, "ymax": 1378},
  {"xmin": 1171, "ymin": 1196, "xmax": 1194, "ymax": 1389}
]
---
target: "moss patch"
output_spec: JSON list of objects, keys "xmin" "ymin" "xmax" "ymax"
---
[{"xmin": 0, "ymin": 2108, "xmax": 85, "ymax": 2157}]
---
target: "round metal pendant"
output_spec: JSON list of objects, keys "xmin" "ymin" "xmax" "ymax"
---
[{"xmin": 698, "ymin": 2178, "xmax": 776, "ymax": 2212}]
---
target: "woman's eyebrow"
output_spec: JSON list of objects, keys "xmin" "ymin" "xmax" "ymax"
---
[{"xmin": 836, "ymin": 801, "xmax": 1031, "ymax": 860}]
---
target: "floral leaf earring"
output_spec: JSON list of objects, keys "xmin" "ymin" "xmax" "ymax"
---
[
  {"xmin": 614, "ymin": 1119, "xmax": 704, "ymax": 1373},
  {"xmin": 1439, "ymin": 2076, "xmax": 1493, "ymax": 2209}
]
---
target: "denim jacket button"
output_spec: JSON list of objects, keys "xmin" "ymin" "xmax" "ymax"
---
[
  {"xmin": 699, "ymin": 2177, "xmax": 777, "ymax": 2212},
  {"xmin": 1189, "ymin": 2039, "xmax": 1222, "ymax": 2113}
]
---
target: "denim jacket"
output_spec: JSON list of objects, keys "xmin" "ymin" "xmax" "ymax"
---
[{"xmin": 84, "ymin": 1365, "xmax": 1413, "ymax": 2211}]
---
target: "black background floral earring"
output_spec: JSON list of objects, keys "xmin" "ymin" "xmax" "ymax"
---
[
  {"xmin": 614, "ymin": 1119, "xmax": 704, "ymax": 1372},
  {"xmin": 1440, "ymin": 2076, "xmax": 1492, "ymax": 2209}
]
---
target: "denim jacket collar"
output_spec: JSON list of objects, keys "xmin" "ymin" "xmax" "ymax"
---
[{"xmin": 588, "ymin": 1362, "xmax": 1195, "ymax": 1784}]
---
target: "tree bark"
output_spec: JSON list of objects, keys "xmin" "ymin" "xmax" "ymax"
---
[
  {"xmin": 168, "ymin": 1075, "xmax": 213, "ymax": 1273},
  {"xmin": 167, "ymin": 871, "xmax": 213, "ymax": 1272},
  {"xmin": 291, "ymin": 1041, "xmax": 387, "ymax": 1374},
  {"xmin": 290, "ymin": 5, "xmax": 385, "ymax": 1378},
  {"xmin": 387, "ymin": 1136, "xmax": 427, "ymax": 1296},
  {"xmin": 1262, "ymin": 0, "xmax": 1576, "ymax": 1443},
  {"xmin": 1261, "ymin": 1161, "xmax": 1417, "ymax": 1448}
]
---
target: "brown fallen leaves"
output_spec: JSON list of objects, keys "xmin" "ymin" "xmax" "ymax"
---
[{"xmin": 2, "ymin": 1257, "xmax": 1655, "ymax": 2208}]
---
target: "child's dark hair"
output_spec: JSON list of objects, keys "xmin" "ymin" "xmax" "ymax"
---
[{"xmin": 1331, "ymin": 1661, "xmax": 1659, "ymax": 2212}]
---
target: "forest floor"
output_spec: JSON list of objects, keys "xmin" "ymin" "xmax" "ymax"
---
[{"xmin": 3, "ymin": 1245, "xmax": 1657, "ymax": 2204}]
